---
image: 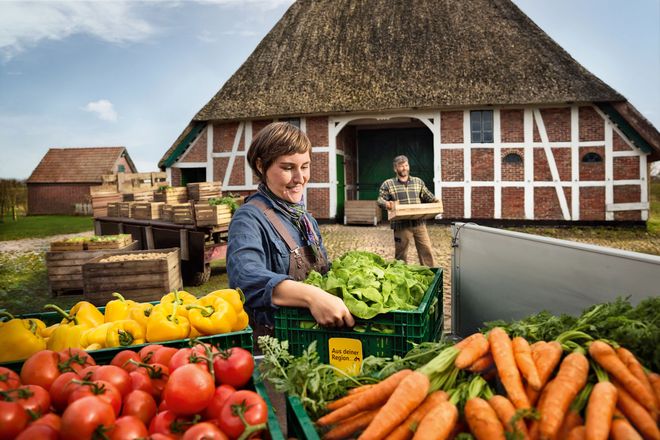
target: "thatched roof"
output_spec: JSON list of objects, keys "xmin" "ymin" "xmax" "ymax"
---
[
  {"xmin": 28, "ymin": 147, "xmax": 135, "ymax": 183},
  {"xmin": 160, "ymin": 0, "xmax": 660, "ymax": 166}
]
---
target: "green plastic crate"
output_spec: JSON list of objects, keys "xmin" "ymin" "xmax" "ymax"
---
[
  {"xmin": 252, "ymin": 372, "xmax": 286, "ymax": 440},
  {"xmin": 1, "ymin": 302, "xmax": 253, "ymax": 372},
  {"xmin": 286, "ymin": 395, "xmax": 320, "ymax": 440},
  {"xmin": 274, "ymin": 268, "xmax": 443, "ymax": 364}
]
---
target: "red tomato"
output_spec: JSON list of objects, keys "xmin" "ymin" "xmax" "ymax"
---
[
  {"xmin": 109, "ymin": 415, "xmax": 149, "ymax": 439},
  {"xmin": 151, "ymin": 434, "xmax": 178, "ymax": 440},
  {"xmin": 137, "ymin": 363, "xmax": 170, "ymax": 398},
  {"xmin": 20, "ymin": 350, "xmax": 62, "ymax": 391},
  {"xmin": 169, "ymin": 347, "xmax": 214, "ymax": 374},
  {"xmin": 218, "ymin": 390, "xmax": 268, "ymax": 440},
  {"xmin": 60, "ymin": 396, "xmax": 116, "ymax": 440},
  {"xmin": 159, "ymin": 399, "xmax": 169, "ymax": 412},
  {"xmin": 49, "ymin": 372, "xmax": 81, "ymax": 412},
  {"xmin": 9, "ymin": 384, "xmax": 51, "ymax": 415},
  {"xmin": 77, "ymin": 365, "xmax": 99, "ymax": 380},
  {"xmin": 15, "ymin": 423, "xmax": 58, "ymax": 440},
  {"xmin": 59, "ymin": 348, "xmax": 96, "ymax": 373},
  {"xmin": 68, "ymin": 380, "xmax": 122, "ymax": 416},
  {"xmin": 121, "ymin": 390, "xmax": 157, "ymax": 426},
  {"xmin": 213, "ymin": 348, "xmax": 254, "ymax": 388},
  {"xmin": 31, "ymin": 412, "xmax": 61, "ymax": 431},
  {"xmin": 129, "ymin": 370, "xmax": 156, "ymax": 397},
  {"xmin": 148, "ymin": 346, "xmax": 178, "ymax": 366},
  {"xmin": 111, "ymin": 350, "xmax": 141, "ymax": 372},
  {"xmin": 0, "ymin": 400, "xmax": 29, "ymax": 440},
  {"xmin": 203, "ymin": 384, "xmax": 236, "ymax": 422},
  {"xmin": 163, "ymin": 364, "xmax": 215, "ymax": 416},
  {"xmin": 91, "ymin": 365, "xmax": 131, "ymax": 397},
  {"xmin": 182, "ymin": 422, "xmax": 229, "ymax": 440},
  {"xmin": 0, "ymin": 368, "xmax": 21, "ymax": 392},
  {"xmin": 149, "ymin": 410, "xmax": 192, "ymax": 437},
  {"xmin": 139, "ymin": 344, "xmax": 164, "ymax": 362}
]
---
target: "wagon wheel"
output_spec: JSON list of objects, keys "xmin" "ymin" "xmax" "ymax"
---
[{"xmin": 190, "ymin": 263, "xmax": 211, "ymax": 286}]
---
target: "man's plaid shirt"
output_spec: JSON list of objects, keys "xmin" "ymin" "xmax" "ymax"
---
[{"xmin": 377, "ymin": 176, "xmax": 438, "ymax": 230}]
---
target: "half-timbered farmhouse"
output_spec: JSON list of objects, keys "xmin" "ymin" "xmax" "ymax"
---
[{"xmin": 159, "ymin": 0, "xmax": 660, "ymax": 223}]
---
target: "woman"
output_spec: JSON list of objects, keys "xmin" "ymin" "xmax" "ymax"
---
[{"xmin": 227, "ymin": 122, "xmax": 354, "ymax": 337}]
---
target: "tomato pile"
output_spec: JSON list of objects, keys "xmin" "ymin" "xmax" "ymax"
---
[{"xmin": 0, "ymin": 343, "xmax": 268, "ymax": 440}]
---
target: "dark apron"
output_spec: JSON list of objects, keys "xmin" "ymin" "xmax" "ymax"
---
[{"xmin": 248, "ymin": 199, "xmax": 328, "ymax": 348}]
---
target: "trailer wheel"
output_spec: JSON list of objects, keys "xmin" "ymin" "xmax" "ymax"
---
[{"xmin": 190, "ymin": 264, "xmax": 211, "ymax": 286}]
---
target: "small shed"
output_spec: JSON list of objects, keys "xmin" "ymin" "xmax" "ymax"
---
[{"xmin": 27, "ymin": 147, "xmax": 137, "ymax": 215}]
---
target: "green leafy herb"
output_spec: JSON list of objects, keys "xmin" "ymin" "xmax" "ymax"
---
[{"xmin": 208, "ymin": 196, "xmax": 240, "ymax": 213}]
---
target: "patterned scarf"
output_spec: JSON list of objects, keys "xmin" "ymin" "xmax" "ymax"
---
[{"xmin": 257, "ymin": 183, "xmax": 320, "ymax": 253}]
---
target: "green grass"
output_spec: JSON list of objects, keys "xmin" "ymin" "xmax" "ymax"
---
[
  {"xmin": 647, "ymin": 181, "xmax": 660, "ymax": 234},
  {"xmin": 0, "ymin": 215, "xmax": 93, "ymax": 241}
]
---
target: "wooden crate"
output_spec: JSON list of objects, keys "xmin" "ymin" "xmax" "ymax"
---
[
  {"xmin": 153, "ymin": 187, "xmax": 188, "ymax": 204},
  {"xmin": 344, "ymin": 200, "xmax": 382, "ymax": 225},
  {"xmin": 50, "ymin": 240, "xmax": 85, "ymax": 252},
  {"xmin": 387, "ymin": 201, "xmax": 444, "ymax": 221},
  {"xmin": 160, "ymin": 204, "xmax": 174, "ymax": 223},
  {"xmin": 118, "ymin": 202, "xmax": 135, "ymax": 218},
  {"xmin": 82, "ymin": 248, "xmax": 182, "ymax": 305},
  {"xmin": 85, "ymin": 234, "xmax": 133, "ymax": 250},
  {"xmin": 90, "ymin": 188, "xmax": 122, "ymax": 218},
  {"xmin": 133, "ymin": 202, "xmax": 164, "ymax": 220},
  {"xmin": 46, "ymin": 240, "xmax": 139, "ymax": 295},
  {"xmin": 172, "ymin": 203, "xmax": 195, "ymax": 225},
  {"xmin": 107, "ymin": 202, "xmax": 120, "ymax": 218},
  {"xmin": 187, "ymin": 182, "xmax": 222, "ymax": 202},
  {"xmin": 195, "ymin": 203, "xmax": 232, "ymax": 227},
  {"xmin": 122, "ymin": 189, "xmax": 154, "ymax": 203}
]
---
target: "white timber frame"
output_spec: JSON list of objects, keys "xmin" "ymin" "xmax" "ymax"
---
[{"xmin": 168, "ymin": 103, "xmax": 649, "ymax": 221}]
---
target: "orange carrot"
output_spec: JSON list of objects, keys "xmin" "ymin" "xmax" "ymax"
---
[
  {"xmin": 528, "ymin": 381, "xmax": 553, "ymax": 440},
  {"xmin": 316, "ymin": 369, "xmax": 413, "ymax": 426},
  {"xmin": 566, "ymin": 425, "xmax": 586, "ymax": 440},
  {"xmin": 455, "ymin": 332, "xmax": 490, "ymax": 370},
  {"xmin": 527, "ymin": 341, "xmax": 562, "ymax": 406},
  {"xmin": 613, "ymin": 381, "xmax": 660, "ymax": 440},
  {"xmin": 538, "ymin": 352, "xmax": 589, "ymax": 440},
  {"xmin": 513, "ymin": 336, "xmax": 542, "ymax": 391},
  {"xmin": 347, "ymin": 384, "xmax": 375, "ymax": 395},
  {"xmin": 358, "ymin": 371, "xmax": 430, "ymax": 440},
  {"xmin": 610, "ymin": 418, "xmax": 643, "ymax": 440},
  {"xmin": 650, "ymin": 373, "xmax": 660, "ymax": 406},
  {"xmin": 488, "ymin": 327, "xmax": 531, "ymax": 409},
  {"xmin": 616, "ymin": 347, "xmax": 660, "ymax": 410},
  {"xmin": 488, "ymin": 395, "xmax": 530, "ymax": 440},
  {"xmin": 322, "ymin": 409, "xmax": 378, "ymax": 440},
  {"xmin": 411, "ymin": 400, "xmax": 458, "ymax": 440},
  {"xmin": 468, "ymin": 353, "xmax": 494, "ymax": 373},
  {"xmin": 589, "ymin": 341, "xmax": 657, "ymax": 416},
  {"xmin": 455, "ymin": 332, "xmax": 483, "ymax": 350},
  {"xmin": 388, "ymin": 391, "xmax": 448, "ymax": 440},
  {"xmin": 584, "ymin": 381, "xmax": 617, "ymax": 440},
  {"xmin": 556, "ymin": 409, "xmax": 583, "ymax": 440},
  {"xmin": 464, "ymin": 397, "xmax": 506, "ymax": 440},
  {"xmin": 326, "ymin": 391, "xmax": 365, "ymax": 411}
]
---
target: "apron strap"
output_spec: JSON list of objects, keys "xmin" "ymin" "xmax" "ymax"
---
[{"xmin": 248, "ymin": 199, "xmax": 299, "ymax": 252}]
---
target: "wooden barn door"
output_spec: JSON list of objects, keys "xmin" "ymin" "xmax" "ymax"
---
[{"xmin": 356, "ymin": 127, "xmax": 434, "ymax": 200}]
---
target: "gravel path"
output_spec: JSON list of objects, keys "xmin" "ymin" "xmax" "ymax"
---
[{"xmin": 0, "ymin": 231, "xmax": 93, "ymax": 253}]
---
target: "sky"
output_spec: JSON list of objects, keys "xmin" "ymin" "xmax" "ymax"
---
[{"xmin": 0, "ymin": 0, "xmax": 658, "ymax": 180}]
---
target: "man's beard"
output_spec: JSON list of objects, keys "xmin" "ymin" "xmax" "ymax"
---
[{"xmin": 397, "ymin": 170, "xmax": 408, "ymax": 178}]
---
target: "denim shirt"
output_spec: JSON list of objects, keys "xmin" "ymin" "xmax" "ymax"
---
[{"xmin": 226, "ymin": 192, "xmax": 328, "ymax": 327}]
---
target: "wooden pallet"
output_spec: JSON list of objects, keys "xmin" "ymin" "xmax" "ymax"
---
[
  {"xmin": 82, "ymin": 248, "xmax": 181, "ymax": 305},
  {"xmin": 195, "ymin": 203, "xmax": 232, "ymax": 227},
  {"xmin": 132, "ymin": 202, "xmax": 164, "ymax": 220},
  {"xmin": 46, "ymin": 240, "xmax": 139, "ymax": 296},
  {"xmin": 153, "ymin": 187, "xmax": 188, "ymax": 204},
  {"xmin": 344, "ymin": 200, "xmax": 382, "ymax": 226},
  {"xmin": 387, "ymin": 202, "xmax": 444, "ymax": 221},
  {"xmin": 187, "ymin": 182, "xmax": 222, "ymax": 202}
]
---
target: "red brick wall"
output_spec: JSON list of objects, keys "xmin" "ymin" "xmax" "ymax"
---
[
  {"xmin": 579, "ymin": 106, "xmax": 603, "ymax": 142},
  {"xmin": 501, "ymin": 187, "xmax": 525, "ymax": 218},
  {"xmin": 579, "ymin": 147, "xmax": 605, "ymax": 180},
  {"xmin": 441, "ymin": 150, "xmax": 464, "ymax": 181},
  {"xmin": 28, "ymin": 183, "xmax": 93, "ymax": 215},
  {"xmin": 181, "ymin": 130, "xmax": 207, "ymax": 162},
  {"xmin": 441, "ymin": 111, "xmax": 463, "ymax": 143},
  {"xmin": 471, "ymin": 149, "xmax": 494, "ymax": 181},
  {"xmin": 306, "ymin": 117, "xmax": 328, "ymax": 146},
  {"xmin": 213, "ymin": 157, "xmax": 229, "ymax": 184},
  {"xmin": 613, "ymin": 131, "xmax": 632, "ymax": 152},
  {"xmin": 229, "ymin": 156, "xmax": 246, "ymax": 186},
  {"xmin": 116, "ymin": 156, "xmax": 134, "ymax": 173},
  {"xmin": 534, "ymin": 187, "xmax": 570, "ymax": 219},
  {"xmin": 311, "ymin": 151, "xmax": 329, "ymax": 183},
  {"xmin": 579, "ymin": 187, "xmax": 605, "ymax": 220},
  {"xmin": 441, "ymin": 187, "xmax": 463, "ymax": 218},
  {"xmin": 501, "ymin": 148, "xmax": 524, "ymax": 181},
  {"xmin": 613, "ymin": 185, "xmax": 640, "ymax": 203},
  {"xmin": 171, "ymin": 168, "xmax": 182, "ymax": 187},
  {"xmin": 501, "ymin": 109, "xmax": 524, "ymax": 142},
  {"xmin": 214, "ymin": 122, "xmax": 243, "ymax": 153},
  {"xmin": 613, "ymin": 157, "xmax": 640, "ymax": 180},
  {"xmin": 471, "ymin": 187, "xmax": 494, "ymax": 218},
  {"xmin": 252, "ymin": 120, "xmax": 273, "ymax": 141},
  {"xmin": 307, "ymin": 187, "xmax": 329, "ymax": 218},
  {"xmin": 534, "ymin": 148, "xmax": 571, "ymax": 181},
  {"xmin": 540, "ymin": 108, "xmax": 571, "ymax": 142}
]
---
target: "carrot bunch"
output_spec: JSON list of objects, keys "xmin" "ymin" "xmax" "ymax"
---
[{"xmin": 313, "ymin": 328, "xmax": 660, "ymax": 440}]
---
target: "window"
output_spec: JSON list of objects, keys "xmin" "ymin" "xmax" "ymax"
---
[
  {"xmin": 282, "ymin": 117, "xmax": 300, "ymax": 128},
  {"xmin": 581, "ymin": 152, "xmax": 603, "ymax": 163},
  {"xmin": 117, "ymin": 165, "xmax": 126, "ymax": 173},
  {"xmin": 503, "ymin": 153, "xmax": 522, "ymax": 164},
  {"xmin": 470, "ymin": 110, "xmax": 494, "ymax": 143}
]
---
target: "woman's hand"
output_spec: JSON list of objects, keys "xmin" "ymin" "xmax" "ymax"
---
[{"xmin": 272, "ymin": 280, "xmax": 355, "ymax": 327}]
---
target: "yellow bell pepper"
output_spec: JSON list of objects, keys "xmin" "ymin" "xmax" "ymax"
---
[
  {"xmin": 0, "ymin": 318, "xmax": 47, "ymax": 362},
  {"xmin": 46, "ymin": 322, "xmax": 87, "ymax": 351},
  {"xmin": 85, "ymin": 343, "xmax": 103, "ymax": 351},
  {"xmin": 106, "ymin": 320, "xmax": 145, "ymax": 347},
  {"xmin": 146, "ymin": 301, "xmax": 190, "ymax": 343},
  {"xmin": 160, "ymin": 290, "xmax": 196, "ymax": 317},
  {"xmin": 189, "ymin": 324, "xmax": 202, "ymax": 339},
  {"xmin": 129, "ymin": 302, "xmax": 154, "ymax": 332},
  {"xmin": 81, "ymin": 322, "xmax": 114, "ymax": 348},
  {"xmin": 0, "ymin": 312, "xmax": 47, "ymax": 337},
  {"xmin": 206, "ymin": 288, "xmax": 245, "ymax": 313},
  {"xmin": 42, "ymin": 323, "xmax": 59, "ymax": 339},
  {"xmin": 233, "ymin": 309, "xmax": 250, "ymax": 331},
  {"xmin": 69, "ymin": 301, "xmax": 105, "ymax": 327},
  {"xmin": 104, "ymin": 292, "xmax": 135, "ymax": 322},
  {"xmin": 186, "ymin": 296, "xmax": 237, "ymax": 336}
]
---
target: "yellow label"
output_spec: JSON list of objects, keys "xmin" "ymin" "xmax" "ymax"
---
[{"xmin": 328, "ymin": 338, "xmax": 363, "ymax": 376}]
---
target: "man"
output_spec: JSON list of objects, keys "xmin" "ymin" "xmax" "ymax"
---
[{"xmin": 377, "ymin": 155, "xmax": 439, "ymax": 267}]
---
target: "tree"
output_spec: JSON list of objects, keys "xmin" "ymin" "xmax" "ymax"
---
[{"xmin": 0, "ymin": 179, "xmax": 27, "ymax": 221}]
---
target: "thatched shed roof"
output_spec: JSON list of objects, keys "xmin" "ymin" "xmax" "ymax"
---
[
  {"xmin": 160, "ymin": 0, "xmax": 660, "ymax": 167},
  {"xmin": 28, "ymin": 147, "xmax": 135, "ymax": 183}
]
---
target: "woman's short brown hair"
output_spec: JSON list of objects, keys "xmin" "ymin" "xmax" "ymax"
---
[{"xmin": 247, "ymin": 122, "xmax": 312, "ymax": 181}]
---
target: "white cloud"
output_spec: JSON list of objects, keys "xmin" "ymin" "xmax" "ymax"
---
[
  {"xmin": 0, "ymin": 1, "xmax": 154, "ymax": 60},
  {"xmin": 84, "ymin": 99, "xmax": 118, "ymax": 122}
]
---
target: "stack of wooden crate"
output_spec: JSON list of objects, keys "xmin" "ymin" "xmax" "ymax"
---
[
  {"xmin": 344, "ymin": 200, "xmax": 382, "ymax": 226},
  {"xmin": 172, "ymin": 203, "xmax": 195, "ymax": 224},
  {"xmin": 106, "ymin": 202, "xmax": 121, "ymax": 217},
  {"xmin": 195, "ymin": 203, "xmax": 232, "ymax": 227},
  {"xmin": 187, "ymin": 182, "xmax": 222, "ymax": 202},
  {"xmin": 133, "ymin": 202, "xmax": 164, "ymax": 220},
  {"xmin": 153, "ymin": 187, "xmax": 188, "ymax": 204},
  {"xmin": 90, "ymin": 186, "xmax": 123, "ymax": 218},
  {"xmin": 118, "ymin": 202, "xmax": 135, "ymax": 218},
  {"xmin": 122, "ymin": 189, "xmax": 155, "ymax": 203}
]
